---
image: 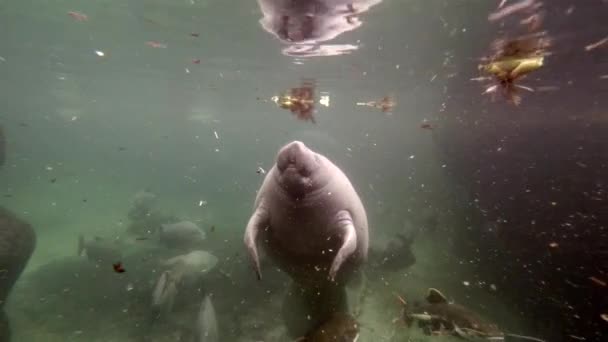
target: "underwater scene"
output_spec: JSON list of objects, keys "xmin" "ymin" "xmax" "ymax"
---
[{"xmin": 0, "ymin": 0, "xmax": 606, "ymax": 341}]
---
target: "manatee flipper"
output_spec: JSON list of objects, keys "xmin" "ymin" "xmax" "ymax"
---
[
  {"xmin": 328, "ymin": 210, "xmax": 357, "ymax": 281},
  {"xmin": 244, "ymin": 205, "xmax": 268, "ymax": 280}
]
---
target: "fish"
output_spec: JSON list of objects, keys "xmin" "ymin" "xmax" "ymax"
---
[
  {"xmin": 159, "ymin": 221, "xmax": 206, "ymax": 250},
  {"xmin": 399, "ymin": 288, "xmax": 546, "ymax": 342},
  {"xmin": 77, "ymin": 235, "xmax": 122, "ymax": 264},
  {"xmin": 196, "ymin": 294, "xmax": 219, "ymax": 342},
  {"xmin": 161, "ymin": 250, "xmax": 219, "ymax": 283},
  {"xmin": 151, "ymin": 270, "xmax": 178, "ymax": 317}
]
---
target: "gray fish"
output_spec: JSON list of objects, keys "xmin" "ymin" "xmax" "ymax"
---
[
  {"xmin": 77, "ymin": 235, "xmax": 122, "ymax": 264},
  {"xmin": 401, "ymin": 288, "xmax": 545, "ymax": 342},
  {"xmin": 196, "ymin": 294, "xmax": 219, "ymax": 342},
  {"xmin": 402, "ymin": 288, "xmax": 504, "ymax": 340},
  {"xmin": 151, "ymin": 270, "xmax": 178, "ymax": 317},
  {"xmin": 159, "ymin": 221, "xmax": 206, "ymax": 250}
]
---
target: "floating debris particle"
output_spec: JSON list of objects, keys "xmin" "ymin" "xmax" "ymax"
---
[
  {"xmin": 67, "ymin": 11, "xmax": 88, "ymax": 22},
  {"xmin": 548, "ymin": 242, "xmax": 558, "ymax": 248},
  {"xmin": 535, "ymin": 85, "xmax": 560, "ymax": 92},
  {"xmin": 213, "ymin": 130, "xmax": 219, "ymax": 140},
  {"xmin": 589, "ymin": 276, "xmax": 607, "ymax": 287},
  {"xmin": 256, "ymin": 166, "xmax": 266, "ymax": 175},
  {"xmin": 601, "ymin": 313, "xmax": 608, "ymax": 322},
  {"xmin": 421, "ymin": 123, "xmax": 433, "ymax": 130},
  {"xmin": 356, "ymin": 95, "xmax": 396, "ymax": 113},
  {"xmin": 145, "ymin": 41, "xmax": 167, "ymax": 48},
  {"xmin": 112, "ymin": 262, "xmax": 126, "ymax": 273},
  {"xmin": 319, "ymin": 94, "xmax": 330, "ymax": 107},
  {"xmin": 272, "ymin": 79, "xmax": 317, "ymax": 123},
  {"xmin": 488, "ymin": 0, "xmax": 538, "ymax": 22},
  {"xmin": 94, "ymin": 50, "xmax": 105, "ymax": 57},
  {"xmin": 585, "ymin": 36, "xmax": 608, "ymax": 51},
  {"xmin": 192, "ymin": 59, "xmax": 201, "ymax": 64}
]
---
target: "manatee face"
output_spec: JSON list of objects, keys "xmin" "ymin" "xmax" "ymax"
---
[
  {"xmin": 258, "ymin": 0, "xmax": 363, "ymax": 44},
  {"xmin": 274, "ymin": 141, "xmax": 329, "ymax": 197},
  {"xmin": 258, "ymin": 0, "xmax": 327, "ymax": 43}
]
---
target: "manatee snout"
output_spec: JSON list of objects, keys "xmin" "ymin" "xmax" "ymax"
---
[
  {"xmin": 275, "ymin": 141, "xmax": 321, "ymax": 193},
  {"xmin": 276, "ymin": 141, "xmax": 318, "ymax": 175}
]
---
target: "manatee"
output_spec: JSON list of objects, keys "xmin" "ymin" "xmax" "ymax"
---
[
  {"xmin": 257, "ymin": 0, "xmax": 383, "ymax": 45},
  {"xmin": 0, "ymin": 207, "xmax": 37, "ymax": 342},
  {"xmin": 244, "ymin": 140, "xmax": 369, "ymax": 336}
]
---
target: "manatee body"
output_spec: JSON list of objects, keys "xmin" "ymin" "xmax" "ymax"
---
[
  {"xmin": 244, "ymin": 141, "xmax": 369, "ymax": 336},
  {"xmin": 0, "ymin": 207, "xmax": 37, "ymax": 342}
]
